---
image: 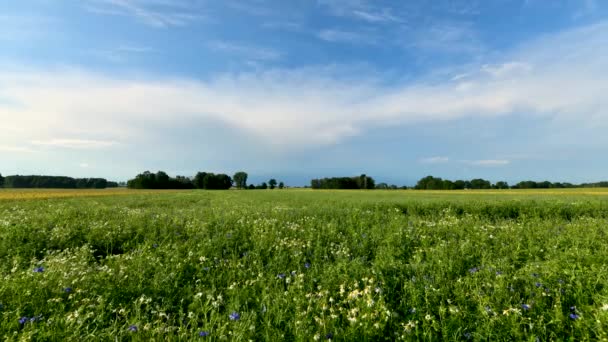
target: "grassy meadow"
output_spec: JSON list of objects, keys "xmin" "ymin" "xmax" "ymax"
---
[{"xmin": 2, "ymin": 189, "xmax": 608, "ymax": 340}]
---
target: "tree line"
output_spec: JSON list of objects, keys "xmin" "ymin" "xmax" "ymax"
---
[
  {"xmin": 0, "ymin": 174, "xmax": 118, "ymax": 189},
  {"xmin": 414, "ymin": 176, "xmax": 608, "ymax": 190},
  {"xmin": 126, "ymin": 171, "xmax": 285, "ymax": 190},
  {"xmin": 310, "ymin": 174, "xmax": 376, "ymax": 189}
]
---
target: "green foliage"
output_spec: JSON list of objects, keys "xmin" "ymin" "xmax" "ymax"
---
[
  {"xmin": 268, "ymin": 179, "xmax": 277, "ymax": 189},
  {"xmin": 233, "ymin": 172, "xmax": 248, "ymax": 189},
  {"xmin": 127, "ymin": 171, "xmax": 194, "ymax": 189},
  {"xmin": 278, "ymin": 182, "xmax": 284, "ymax": 189},
  {"xmin": 311, "ymin": 174, "xmax": 375, "ymax": 189},
  {"xmin": 2, "ymin": 175, "xmax": 109, "ymax": 189},
  {"xmin": 2, "ymin": 190, "xmax": 608, "ymax": 340}
]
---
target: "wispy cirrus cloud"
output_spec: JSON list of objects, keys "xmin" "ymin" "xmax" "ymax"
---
[
  {"xmin": 317, "ymin": 29, "xmax": 377, "ymax": 44},
  {"xmin": 420, "ymin": 156, "xmax": 450, "ymax": 164},
  {"xmin": 31, "ymin": 139, "xmax": 119, "ymax": 149},
  {"xmin": 317, "ymin": 0, "xmax": 401, "ymax": 23},
  {"xmin": 208, "ymin": 41, "xmax": 283, "ymax": 61},
  {"xmin": 1, "ymin": 21, "xmax": 608, "ymax": 151},
  {"xmin": 468, "ymin": 159, "xmax": 510, "ymax": 167},
  {"xmin": 84, "ymin": 0, "xmax": 206, "ymax": 28}
]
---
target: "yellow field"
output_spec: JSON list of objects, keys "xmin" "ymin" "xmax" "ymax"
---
[
  {"xmin": 0, "ymin": 188, "xmax": 185, "ymax": 200},
  {"xmin": 2, "ymin": 187, "xmax": 608, "ymax": 201}
]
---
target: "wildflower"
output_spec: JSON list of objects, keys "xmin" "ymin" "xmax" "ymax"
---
[
  {"xmin": 229, "ymin": 312, "xmax": 241, "ymax": 321},
  {"xmin": 128, "ymin": 325, "xmax": 138, "ymax": 332},
  {"xmin": 469, "ymin": 267, "xmax": 479, "ymax": 274},
  {"xmin": 34, "ymin": 266, "xmax": 44, "ymax": 273},
  {"xmin": 153, "ymin": 243, "xmax": 159, "ymax": 248},
  {"xmin": 291, "ymin": 271, "xmax": 297, "ymax": 276},
  {"xmin": 558, "ymin": 279, "xmax": 564, "ymax": 284},
  {"xmin": 409, "ymin": 308, "xmax": 416, "ymax": 314},
  {"xmin": 495, "ymin": 271, "xmax": 503, "ymax": 276},
  {"xmin": 569, "ymin": 313, "xmax": 580, "ymax": 320},
  {"xmin": 305, "ymin": 262, "xmax": 311, "ymax": 269},
  {"xmin": 64, "ymin": 287, "xmax": 72, "ymax": 293},
  {"xmin": 464, "ymin": 332, "xmax": 472, "ymax": 340},
  {"xmin": 199, "ymin": 331, "xmax": 210, "ymax": 337},
  {"xmin": 570, "ymin": 306, "xmax": 577, "ymax": 312},
  {"xmin": 19, "ymin": 317, "xmax": 28, "ymax": 324},
  {"xmin": 522, "ymin": 304, "xmax": 531, "ymax": 310},
  {"xmin": 325, "ymin": 332, "xmax": 334, "ymax": 340},
  {"xmin": 532, "ymin": 273, "xmax": 539, "ymax": 278},
  {"xmin": 535, "ymin": 282, "xmax": 542, "ymax": 288},
  {"xmin": 277, "ymin": 273, "xmax": 286, "ymax": 279}
]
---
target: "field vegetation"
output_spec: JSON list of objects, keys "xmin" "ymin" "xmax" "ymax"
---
[{"xmin": 1, "ymin": 189, "xmax": 608, "ymax": 340}]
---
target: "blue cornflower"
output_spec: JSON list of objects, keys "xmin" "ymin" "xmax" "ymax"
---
[
  {"xmin": 484, "ymin": 306, "xmax": 492, "ymax": 313},
  {"xmin": 558, "ymin": 279, "xmax": 565, "ymax": 284},
  {"xmin": 291, "ymin": 271, "xmax": 297, "ymax": 276},
  {"xmin": 569, "ymin": 313, "xmax": 580, "ymax": 320},
  {"xmin": 464, "ymin": 332, "xmax": 472, "ymax": 340},
  {"xmin": 153, "ymin": 243, "xmax": 159, "ymax": 248},
  {"xmin": 277, "ymin": 273, "xmax": 286, "ymax": 279},
  {"xmin": 570, "ymin": 306, "xmax": 577, "ymax": 312},
  {"xmin": 469, "ymin": 267, "xmax": 479, "ymax": 274},
  {"xmin": 203, "ymin": 267, "xmax": 210, "ymax": 271},
  {"xmin": 495, "ymin": 271, "xmax": 503, "ymax": 276},
  {"xmin": 535, "ymin": 282, "xmax": 542, "ymax": 288},
  {"xmin": 64, "ymin": 287, "xmax": 72, "ymax": 293},
  {"xmin": 128, "ymin": 325, "xmax": 138, "ymax": 332},
  {"xmin": 409, "ymin": 308, "xmax": 416, "ymax": 314},
  {"xmin": 304, "ymin": 262, "xmax": 311, "ymax": 269},
  {"xmin": 522, "ymin": 304, "xmax": 531, "ymax": 310},
  {"xmin": 532, "ymin": 273, "xmax": 539, "ymax": 278},
  {"xmin": 199, "ymin": 331, "xmax": 210, "ymax": 337},
  {"xmin": 33, "ymin": 266, "xmax": 44, "ymax": 273},
  {"xmin": 19, "ymin": 317, "xmax": 28, "ymax": 324},
  {"xmin": 325, "ymin": 332, "xmax": 334, "ymax": 339},
  {"xmin": 229, "ymin": 312, "xmax": 240, "ymax": 321}
]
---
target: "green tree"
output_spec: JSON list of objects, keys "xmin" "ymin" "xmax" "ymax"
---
[
  {"xmin": 269, "ymin": 179, "xmax": 277, "ymax": 189},
  {"xmin": 494, "ymin": 181, "xmax": 509, "ymax": 189},
  {"xmin": 233, "ymin": 171, "xmax": 248, "ymax": 189},
  {"xmin": 0, "ymin": 173, "xmax": 4, "ymax": 188},
  {"xmin": 278, "ymin": 182, "xmax": 284, "ymax": 189}
]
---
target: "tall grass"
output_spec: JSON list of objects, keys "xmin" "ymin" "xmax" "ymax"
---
[{"xmin": 1, "ymin": 190, "xmax": 607, "ymax": 340}]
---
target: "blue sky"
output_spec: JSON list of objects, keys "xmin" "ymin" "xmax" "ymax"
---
[{"xmin": 1, "ymin": 0, "xmax": 608, "ymax": 185}]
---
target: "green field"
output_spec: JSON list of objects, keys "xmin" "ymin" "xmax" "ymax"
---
[{"xmin": 2, "ymin": 189, "xmax": 608, "ymax": 340}]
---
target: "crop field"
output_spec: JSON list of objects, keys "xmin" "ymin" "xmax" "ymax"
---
[{"xmin": 2, "ymin": 189, "xmax": 608, "ymax": 341}]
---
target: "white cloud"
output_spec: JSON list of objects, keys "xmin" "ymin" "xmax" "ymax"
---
[
  {"xmin": 208, "ymin": 41, "xmax": 283, "ymax": 61},
  {"xmin": 31, "ymin": 139, "xmax": 118, "ymax": 149},
  {"xmin": 420, "ymin": 156, "xmax": 449, "ymax": 164},
  {"xmin": 1, "ymin": 21, "xmax": 607, "ymax": 150},
  {"xmin": 317, "ymin": 0, "xmax": 400, "ymax": 23},
  {"xmin": 317, "ymin": 29, "xmax": 376, "ymax": 44},
  {"xmin": 468, "ymin": 159, "xmax": 510, "ymax": 167},
  {"xmin": 84, "ymin": 0, "xmax": 205, "ymax": 28}
]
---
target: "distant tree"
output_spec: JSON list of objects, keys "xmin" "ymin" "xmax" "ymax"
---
[
  {"xmin": 494, "ymin": 181, "xmax": 509, "ymax": 189},
  {"xmin": 248, "ymin": 184, "xmax": 256, "ymax": 190},
  {"xmin": 0, "ymin": 173, "xmax": 4, "ymax": 188},
  {"xmin": 268, "ymin": 179, "xmax": 277, "ymax": 189},
  {"xmin": 470, "ymin": 178, "xmax": 492, "ymax": 189},
  {"xmin": 194, "ymin": 172, "xmax": 208, "ymax": 189},
  {"xmin": 453, "ymin": 180, "xmax": 466, "ymax": 190},
  {"xmin": 376, "ymin": 183, "xmax": 389, "ymax": 190},
  {"xmin": 278, "ymin": 182, "xmax": 284, "ymax": 189},
  {"xmin": 257, "ymin": 182, "xmax": 268, "ymax": 190},
  {"xmin": 415, "ymin": 176, "xmax": 444, "ymax": 190},
  {"xmin": 233, "ymin": 171, "xmax": 248, "ymax": 189}
]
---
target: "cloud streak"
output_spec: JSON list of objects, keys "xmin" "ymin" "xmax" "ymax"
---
[
  {"xmin": 85, "ymin": 0, "xmax": 205, "ymax": 28},
  {"xmin": 1, "ymin": 21, "xmax": 607, "ymax": 151}
]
